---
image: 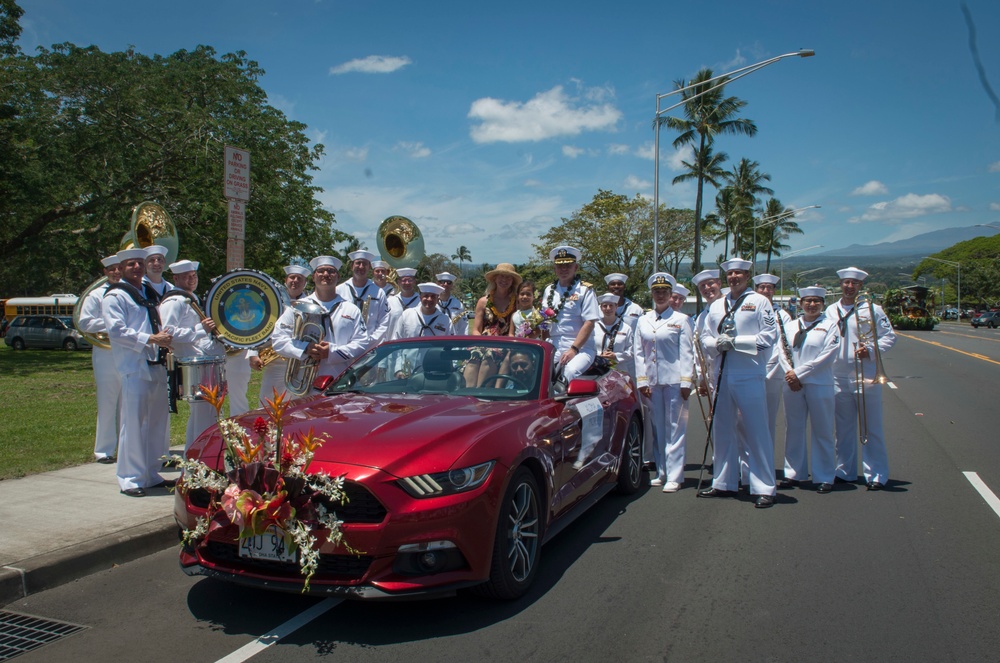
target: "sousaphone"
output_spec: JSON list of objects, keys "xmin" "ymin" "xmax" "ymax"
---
[
  {"xmin": 120, "ymin": 201, "xmax": 180, "ymax": 264},
  {"xmin": 376, "ymin": 215, "xmax": 424, "ymax": 270}
]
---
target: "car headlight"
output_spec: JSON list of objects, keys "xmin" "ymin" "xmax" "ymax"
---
[{"xmin": 397, "ymin": 461, "xmax": 495, "ymax": 498}]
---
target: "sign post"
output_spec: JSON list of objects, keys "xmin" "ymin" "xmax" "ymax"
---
[{"xmin": 224, "ymin": 146, "xmax": 250, "ymax": 270}]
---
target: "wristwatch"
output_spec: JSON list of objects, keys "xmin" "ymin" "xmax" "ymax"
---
[{"xmin": 571, "ymin": 344, "xmax": 580, "ymax": 353}]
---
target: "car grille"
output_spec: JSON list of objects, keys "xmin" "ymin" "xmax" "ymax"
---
[
  {"xmin": 204, "ymin": 541, "xmax": 373, "ymax": 580},
  {"xmin": 186, "ymin": 481, "xmax": 387, "ymax": 524}
]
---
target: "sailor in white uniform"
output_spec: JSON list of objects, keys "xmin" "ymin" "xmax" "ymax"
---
[
  {"xmin": 595, "ymin": 292, "xmax": 635, "ymax": 380},
  {"xmin": 77, "ymin": 254, "xmax": 123, "ymax": 463},
  {"xmin": 779, "ymin": 286, "xmax": 840, "ymax": 491},
  {"xmin": 669, "ymin": 283, "xmax": 690, "ymax": 314},
  {"xmin": 249, "ymin": 264, "xmax": 310, "ymax": 407},
  {"xmin": 753, "ymin": 273, "xmax": 793, "ymax": 458},
  {"xmin": 141, "ymin": 245, "xmax": 174, "ymax": 304},
  {"xmin": 436, "ymin": 272, "xmax": 467, "ymax": 335},
  {"xmin": 391, "ymin": 282, "xmax": 454, "ymax": 340},
  {"xmin": 386, "ymin": 267, "xmax": 420, "ymax": 339},
  {"xmin": 826, "ymin": 267, "xmax": 896, "ymax": 489},
  {"xmin": 101, "ymin": 248, "xmax": 174, "ymax": 497},
  {"xmin": 632, "ymin": 273, "xmax": 694, "ymax": 492},
  {"xmin": 605, "ymin": 273, "xmax": 644, "ymax": 332},
  {"xmin": 541, "ymin": 246, "xmax": 600, "ymax": 383},
  {"xmin": 336, "ymin": 250, "xmax": 389, "ymax": 350},
  {"xmin": 372, "ymin": 260, "xmax": 397, "ymax": 297}
]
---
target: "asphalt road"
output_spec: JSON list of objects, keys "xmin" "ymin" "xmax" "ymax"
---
[{"xmin": 6, "ymin": 322, "xmax": 1000, "ymax": 662}]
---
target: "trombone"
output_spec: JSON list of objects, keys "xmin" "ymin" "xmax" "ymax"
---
[{"xmin": 852, "ymin": 291, "xmax": 889, "ymax": 445}]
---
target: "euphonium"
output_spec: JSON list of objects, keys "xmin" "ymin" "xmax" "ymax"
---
[
  {"xmin": 73, "ymin": 276, "xmax": 112, "ymax": 349},
  {"xmin": 284, "ymin": 300, "xmax": 328, "ymax": 396}
]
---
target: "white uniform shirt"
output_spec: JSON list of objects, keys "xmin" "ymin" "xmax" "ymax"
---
[
  {"xmin": 702, "ymin": 289, "xmax": 778, "ymax": 376},
  {"xmin": 101, "ymin": 284, "xmax": 159, "ymax": 380},
  {"xmin": 386, "ymin": 291, "xmax": 420, "ymax": 339},
  {"xmin": 159, "ymin": 294, "xmax": 224, "ymax": 359},
  {"xmin": 337, "ymin": 279, "xmax": 389, "ymax": 347},
  {"xmin": 616, "ymin": 298, "xmax": 645, "ymax": 332},
  {"xmin": 77, "ymin": 283, "xmax": 110, "ymax": 337},
  {"xmin": 594, "ymin": 318, "xmax": 636, "ymax": 379},
  {"xmin": 633, "ymin": 308, "xmax": 695, "ymax": 389},
  {"xmin": 767, "ymin": 308, "xmax": 794, "ymax": 380},
  {"xmin": 777, "ymin": 312, "xmax": 840, "ymax": 385},
  {"xmin": 391, "ymin": 308, "xmax": 455, "ymax": 339},
  {"xmin": 541, "ymin": 280, "xmax": 600, "ymax": 351},
  {"xmin": 825, "ymin": 300, "xmax": 896, "ymax": 380},
  {"xmin": 271, "ymin": 293, "xmax": 369, "ymax": 379},
  {"xmin": 438, "ymin": 296, "xmax": 467, "ymax": 335},
  {"xmin": 142, "ymin": 276, "xmax": 175, "ymax": 302}
]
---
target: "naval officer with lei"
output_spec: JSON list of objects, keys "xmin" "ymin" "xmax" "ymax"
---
[{"xmin": 541, "ymin": 246, "xmax": 600, "ymax": 382}]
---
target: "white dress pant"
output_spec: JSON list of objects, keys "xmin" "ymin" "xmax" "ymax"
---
[
  {"xmin": 91, "ymin": 347, "xmax": 122, "ymax": 459},
  {"xmin": 257, "ymin": 358, "xmax": 288, "ymax": 408},
  {"xmin": 833, "ymin": 377, "xmax": 889, "ymax": 484},
  {"xmin": 226, "ymin": 352, "xmax": 251, "ymax": 417},
  {"xmin": 648, "ymin": 384, "xmax": 688, "ymax": 485},
  {"xmin": 712, "ymin": 371, "xmax": 776, "ymax": 496},
  {"xmin": 765, "ymin": 376, "xmax": 783, "ymax": 450},
  {"xmin": 783, "ymin": 383, "xmax": 836, "ymax": 484},
  {"xmin": 118, "ymin": 370, "xmax": 168, "ymax": 491},
  {"xmin": 553, "ymin": 343, "xmax": 595, "ymax": 383}
]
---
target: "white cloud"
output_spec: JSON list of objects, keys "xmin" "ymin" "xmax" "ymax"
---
[
  {"xmin": 394, "ymin": 141, "xmax": 432, "ymax": 158},
  {"xmin": 562, "ymin": 145, "xmax": 585, "ymax": 158},
  {"xmin": 635, "ymin": 142, "xmax": 655, "ymax": 161},
  {"xmin": 851, "ymin": 180, "xmax": 889, "ymax": 196},
  {"xmin": 990, "ymin": 202, "xmax": 1000, "ymax": 211},
  {"xmin": 329, "ymin": 55, "xmax": 412, "ymax": 75},
  {"xmin": 468, "ymin": 85, "xmax": 622, "ymax": 144},
  {"xmin": 267, "ymin": 93, "xmax": 296, "ymax": 116},
  {"xmin": 715, "ymin": 49, "xmax": 747, "ymax": 73},
  {"xmin": 989, "ymin": 161, "xmax": 1000, "ymax": 172},
  {"xmin": 848, "ymin": 193, "xmax": 952, "ymax": 224},
  {"xmin": 667, "ymin": 145, "xmax": 693, "ymax": 172},
  {"xmin": 607, "ymin": 144, "xmax": 630, "ymax": 156},
  {"xmin": 624, "ymin": 175, "xmax": 651, "ymax": 191},
  {"xmin": 344, "ymin": 146, "xmax": 369, "ymax": 161}
]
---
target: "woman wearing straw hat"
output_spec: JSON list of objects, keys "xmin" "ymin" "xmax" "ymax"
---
[{"xmin": 464, "ymin": 262, "xmax": 522, "ymax": 386}]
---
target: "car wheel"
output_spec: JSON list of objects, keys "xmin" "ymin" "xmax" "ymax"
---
[
  {"xmin": 990, "ymin": 322, "xmax": 997, "ymax": 329},
  {"xmin": 476, "ymin": 467, "xmax": 541, "ymax": 600},
  {"xmin": 616, "ymin": 415, "xmax": 643, "ymax": 494},
  {"xmin": 63, "ymin": 338, "xmax": 78, "ymax": 350},
  {"xmin": 10, "ymin": 337, "xmax": 25, "ymax": 350}
]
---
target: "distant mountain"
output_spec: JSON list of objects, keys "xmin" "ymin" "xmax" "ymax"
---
[{"xmin": 818, "ymin": 225, "xmax": 999, "ymax": 258}]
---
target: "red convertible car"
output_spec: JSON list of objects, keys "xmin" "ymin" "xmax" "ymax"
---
[{"xmin": 175, "ymin": 337, "xmax": 643, "ymax": 600}]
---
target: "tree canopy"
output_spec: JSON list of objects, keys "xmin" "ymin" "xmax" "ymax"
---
[{"xmin": 914, "ymin": 234, "xmax": 1000, "ymax": 308}]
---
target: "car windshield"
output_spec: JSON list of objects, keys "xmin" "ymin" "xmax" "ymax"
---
[{"xmin": 327, "ymin": 339, "xmax": 545, "ymax": 401}]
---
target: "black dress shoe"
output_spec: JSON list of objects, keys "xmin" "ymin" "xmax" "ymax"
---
[
  {"xmin": 834, "ymin": 476, "xmax": 851, "ymax": 484},
  {"xmin": 642, "ymin": 461, "xmax": 656, "ymax": 472},
  {"xmin": 777, "ymin": 477, "xmax": 801, "ymax": 488},
  {"xmin": 754, "ymin": 494, "xmax": 776, "ymax": 508},
  {"xmin": 866, "ymin": 481, "xmax": 884, "ymax": 491},
  {"xmin": 121, "ymin": 487, "xmax": 146, "ymax": 497},
  {"xmin": 152, "ymin": 479, "xmax": 177, "ymax": 489},
  {"xmin": 697, "ymin": 487, "xmax": 735, "ymax": 499},
  {"xmin": 816, "ymin": 482, "xmax": 833, "ymax": 494},
  {"xmin": 96, "ymin": 456, "xmax": 117, "ymax": 465}
]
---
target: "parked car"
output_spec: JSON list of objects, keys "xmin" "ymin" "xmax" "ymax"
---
[
  {"xmin": 176, "ymin": 336, "xmax": 644, "ymax": 600},
  {"xmin": 3, "ymin": 315, "xmax": 92, "ymax": 350},
  {"xmin": 941, "ymin": 308, "xmax": 959, "ymax": 320},
  {"xmin": 971, "ymin": 311, "xmax": 1000, "ymax": 328}
]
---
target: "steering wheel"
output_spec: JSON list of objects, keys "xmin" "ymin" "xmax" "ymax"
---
[{"xmin": 490, "ymin": 374, "xmax": 528, "ymax": 389}]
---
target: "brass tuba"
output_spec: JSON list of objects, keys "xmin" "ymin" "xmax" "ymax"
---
[
  {"xmin": 283, "ymin": 300, "xmax": 328, "ymax": 396},
  {"xmin": 120, "ymin": 201, "xmax": 180, "ymax": 265},
  {"xmin": 72, "ymin": 276, "xmax": 112, "ymax": 349},
  {"xmin": 376, "ymin": 216, "xmax": 424, "ymax": 270}
]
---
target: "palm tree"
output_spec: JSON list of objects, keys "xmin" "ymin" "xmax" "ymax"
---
[
  {"xmin": 672, "ymin": 144, "xmax": 729, "ymax": 266},
  {"xmin": 760, "ymin": 198, "xmax": 804, "ymax": 272},
  {"xmin": 451, "ymin": 245, "xmax": 471, "ymax": 274},
  {"xmin": 711, "ymin": 186, "xmax": 740, "ymax": 260},
  {"xmin": 725, "ymin": 158, "xmax": 773, "ymax": 258},
  {"xmin": 659, "ymin": 68, "xmax": 757, "ymax": 276}
]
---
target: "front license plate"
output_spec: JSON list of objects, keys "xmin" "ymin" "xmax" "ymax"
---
[{"xmin": 239, "ymin": 527, "xmax": 296, "ymax": 563}]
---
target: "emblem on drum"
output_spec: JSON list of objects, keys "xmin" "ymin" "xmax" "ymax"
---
[{"xmin": 206, "ymin": 270, "xmax": 289, "ymax": 348}]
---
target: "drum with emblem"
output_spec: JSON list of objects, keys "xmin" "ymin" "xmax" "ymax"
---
[{"xmin": 204, "ymin": 270, "xmax": 291, "ymax": 349}]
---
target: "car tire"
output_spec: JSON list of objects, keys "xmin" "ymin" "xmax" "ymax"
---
[
  {"xmin": 63, "ymin": 338, "xmax": 78, "ymax": 351},
  {"xmin": 616, "ymin": 415, "xmax": 643, "ymax": 495},
  {"xmin": 475, "ymin": 467, "xmax": 541, "ymax": 600},
  {"xmin": 10, "ymin": 337, "xmax": 25, "ymax": 350}
]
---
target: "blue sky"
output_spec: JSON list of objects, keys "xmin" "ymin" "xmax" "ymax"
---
[{"xmin": 16, "ymin": 0, "xmax": 1000, "ymax": 267}]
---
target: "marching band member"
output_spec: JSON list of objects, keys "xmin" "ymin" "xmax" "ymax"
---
[
  {"xmin": 436, "ymin": 272, "xmax": 468, "ymax": 335},
  {"xmin": 754, "ymin": 273, "xmax": 792, "ymax": 455},
  {"xmin": 77, "ymin": 254, "xmax": 123, "ymax": 463},
  {"xmin": 386, "ymin": 267, "xmax": 420, "ymax": 339},
  {"xmin": 605, "ymin": 273, "xmax": 644, "ymax": 331},
  {"xmin": 698, "ymin": 259, "xmax": 779, "ymax": 508},
  {"xmin": 372, "ymin": 260, "xmax": 397, "ymax": 296},
  {"xmin": 779, "ymin": 286, "xmax": 840, "ymax": 491},
  {"xmin": 249, "ymin": 265, "xmax": 310, "ymax": 407},
  {"xmin": 141, "ymin": 245, "xmax": 174, "ymax": 304},
  {"xmin": 595, "ymin": 292, "xmax": 635, "ymax": 379},
  {"xmin": 272, "ymin": 256, "xmax": 368, "ymax": 385},
  {"xmin": 391, "ymin": 282, "xmax": 454, "ymax": 339},
  {"xmin": 669, "ymin": 283, "xmax": 690, "ymax": 313},
  {"xmin": 632, "ymin": 273, "xmax": 694, "ymax": 492},
  {"xmin": 101, "ymin": 248, "xmax": 174, "ymax": 497},
  {"xmin": 826, "ymin": 267, "xmax": 896, "ymax": 489},
  {"xmin": 159, "ymin": 260, "xmax": 224, "ymax": 451},
  {"xmin": 541, "ymin": 246, "xmax": 599, "ymax": 382},
  {"xmin": 336, "ymin": 250, "xmax": 389, "ymax": 350}
]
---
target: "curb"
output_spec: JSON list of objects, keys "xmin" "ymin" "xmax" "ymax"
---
[{"xmin": 1, "ymin": 516, "xmax": 179, "ymax": 605}]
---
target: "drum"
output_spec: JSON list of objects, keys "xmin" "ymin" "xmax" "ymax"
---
[
  {"xmin": 204, "ymin": 269, "xmax": 290, "ymax": 349},
  {"xmin": 176, "ymin": 356, "xmax": 227, "ymax": 403}
]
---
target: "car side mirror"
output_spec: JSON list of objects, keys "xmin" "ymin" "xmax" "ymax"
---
[{"xmin": 555, "ymin": 379, "xmax": 599, "ymax": 401}]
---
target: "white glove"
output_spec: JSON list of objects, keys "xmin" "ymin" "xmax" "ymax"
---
[{"xmin": 716, "ymin": 335, "xmax": 735, "ymax": 352}]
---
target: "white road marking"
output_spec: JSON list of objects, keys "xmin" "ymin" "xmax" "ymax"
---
[
  {"xmin": 887, "ymin": 381, "xmax": 897, "ymax": 389},
  {"xmin": 215, "ymin": 598, "xmax": 343, "ymax": 663},
  {"xmin": 963, "ymin": 472, "xmax": 1000, "ymax": 519}
]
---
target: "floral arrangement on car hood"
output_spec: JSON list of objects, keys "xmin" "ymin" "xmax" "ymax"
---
[{"xmin": 175, "ymin": 386, "xmax": 354, "ymax": 591}]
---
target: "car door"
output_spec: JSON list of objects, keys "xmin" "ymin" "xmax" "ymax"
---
[
  {"xmin": 549, "ymin": 385, "xmax": 616, "ymax": 519},
  {"xmin": 22, "ymin": 317, "xmax": 45, "ymax": 346}
]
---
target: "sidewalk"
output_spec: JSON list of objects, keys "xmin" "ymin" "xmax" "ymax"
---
[{"xmin": 0, "ymin": 457, "xmax": 182, "ymax": 604}]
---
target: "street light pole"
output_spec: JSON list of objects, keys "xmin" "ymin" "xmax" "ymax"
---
[
  {"xmin": 778, "ymin": 244, "xmax": 823, "ymax": 292},
  {"xmin": 924, "ymin": 256, "xmax": 961, "ymax": 317},
  {"xmin": 652, "ymin": 49, "xmax": 815, "ymax": 275}
]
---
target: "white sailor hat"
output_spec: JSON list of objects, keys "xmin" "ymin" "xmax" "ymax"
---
[
  {"xmin": 101, "ymin": 254, "xmax": 121, "ymax": 268},
  {"xmin": 168, "ymin": 259, "xmax": 199, "ymax": 274},
  {"xmin": 720, "ymin": 258, "xmax": 752, "ymax": 272},
  {"xmin": 116, "ymin": 248, "xmax": 147, "ymax": 262},
  {"xmin": 598, "ymin": 292, "xmax": 619, "ymax": 305},
  {"xmin": 347, "ymin": 250, "xmax": 376, "ymax": 263},
  {"xmin": 691, "ymin": 269, "xmax": 720, "ymax": 286},
  {"xmin": 604, "ymin": 273, "xmax": 628, "ymax": 284},
  {"xmin": 549, "ymin": 245, "xmax": 581, "ymax": 264},
  {"xmin": 396, "ymin": 267, "xmax": 417, "ymax": 278},
  {"xmin": 836, "ymin": 266, "xmax": 869, "ymax": 282},
  {"xmin": 799, "ymin": 286, "xmax": 827, "ymax": 299},
  {"xmin": 647, "ymin": 272, "xmax": 676, "ymax": 290},
  {"xmin": 672, "ymin": 284, "xmax": 690, "ymax": 298},
  {"xmin": 371, "ymin": 260, "xmax": 389, "ymax": 270},
  {"xmin": 144, "ymin": 245, "xmax": 168, "ymax": 258},
  {"xmin": 284, "ymin": 265, "xmax": 311, "ymax": 278},
  {"xmin": 309, "ymin": 255, "xmax": 342, "ymax": 271},
  {"xmin": 435, "ymin": 272, "xmax": 457, "ymax": 282},
  {"xmin": 753, "ymin": 273, "xmax": 780, "ymax": 286},
  {"xmin": 417, "ymin": 282, "xmax": 445, "ymax": 295}
]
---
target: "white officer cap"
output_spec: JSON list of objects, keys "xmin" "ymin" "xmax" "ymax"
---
[
  {"xmin": 347, "ymin": 250, "xmax": 376, "ymax": 263},
  {"xmin": 168, "ymin": 259, "xmax": 199, "ymax": 274},
  {"xmin": 720, "ymin": 258, "xmax": 752, "ymax": 272},
  {"xmin": 799, "ymin": 286, "xmax": 827, "ymax": 299},
  {"xmin": 116, "ymin": 248, "xmax": 146, "ymax": 262},
  {"xmin": 598, "ymin": 293, "xmax": 619, "ymax": 305},
  {"xmin": 604, "ymin": 273, "xmax": 628, "ymax": 284},
  {"xmin": 672, "ymin": 284, "xmax": 690, "ymax": 298},
  {"xmin": 144, "ymin": 245, "xmax": 168, "ymax": 258},
  {"xmin": 753, "ymin": 273, "xmax": 779, "ymax": 286},
  {"xmin": 284, "ymin": 265, "xmax": 311, "ymax": 278},
  {"xmin": 101, "ymin": 254, "xmax": 121, "ymax": 268},
  {"xmin": 417, "ymin": 282, "xmax": 445, "ymax": 295},
  {"xmin": 436, "ymin": 272, "xmax": 457, "ymax": 282},
  {"xmin": 309, "ymin": 255, "xmax": 342, "ymax": 271},
  {"xmin": 837, "ymin": 267, "xmax": 869, "ymax": 282},
  {"xmin": 647, "ymin": 272, "xmax": 676, "ymax": 290},
  {"xmin": 691, "ymin": 270, "xmax": 720, "ymax": 286},
  {"xmin": 396, "ymin": 267, "xmax": 417, "ymax": 278},
  {"xmin": 371, "ymin": 260, "xmax": 390, "ymax": 270},
  {"xmin": 549, "ymin": 246, "xmax": 581, "ymax": 264}
]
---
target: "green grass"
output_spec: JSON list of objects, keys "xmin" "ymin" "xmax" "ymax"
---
[{"xmin": 0, "ymin": 344, "xmax": 262, "ymax": 480}]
